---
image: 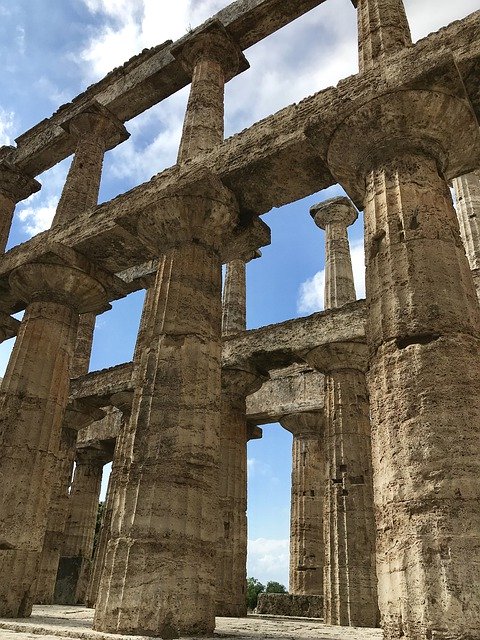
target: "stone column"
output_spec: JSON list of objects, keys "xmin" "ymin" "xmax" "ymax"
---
[
  {"xmin": 217, "ymin": 367, "xmax": 264, "ymax": 617},
  {"xmin": 34, "ymin": 103, "xmax": 127, "ymax": 606},
  {"xmin": 93, "ymin": 23, "xmax": 257, "ymax": 637},
  {"xmin": 0, "ymin": 156, "xmax": 40, "ymax": 253},
  {"xmin": 54, "ymin": 445, "xmax": 113, "ymax": 605},
  {"xmin": 453, "ymin": 171, "xmax": 480, "ymax": 300},
  {"xmin": 280, "ymin": 412, "xmax": 325, "ymax": 597},
  {"xmin": 308, "ymin": 196, "xmax": 378, "ymax": 626},
  {"xmin": 305, "ymin": 344, "xmax": 378, "ymax": 628},
  {"xmin": 0, "ymin": 261, "xmax": 107, "ymax": 617},
  {"xmin": 311, "ymin": 197, "xmax": 358, "ymax": 309},
  {"xmin": 52, "ymin": 102, "xmax": 128, "ymax": 227},
  {"xmin": 352, "ymin": 0, "xmax": 412, "ymax": 73},
  {"xmin": 325, "ymin": 4, "xmax": 480, "ymax": 635},
  {"xmin": 222, "ymin": 251, "xmax": 260, "ymax": 336},
  {"xmin": 34, "ymin": 426, "xmax": 77, "ymax": 604}
]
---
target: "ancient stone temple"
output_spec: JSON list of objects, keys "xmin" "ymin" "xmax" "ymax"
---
[{"xmin": 0, "ymin": 0, "xmax": 479, "ymax": 639}]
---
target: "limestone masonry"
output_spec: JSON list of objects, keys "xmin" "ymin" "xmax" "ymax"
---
[{"xmin": 0, "ymin": 0, "xmax": 479, "ymax": 639}]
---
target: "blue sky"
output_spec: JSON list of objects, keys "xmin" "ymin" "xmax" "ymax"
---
[{"xmin": 0, "ymin": 0, "xmax": 478, "ymax": 588}]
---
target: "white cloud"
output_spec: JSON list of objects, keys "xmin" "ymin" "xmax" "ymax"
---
[
  {"xmin": 79, "ymin": 0, "xmax": 229, "ymax": 81},
  {"xmin": 0, "ymin": 107, "xmax": 15, "ymax": 146},
  {"xmin": 17, "ymin": 196, "xmax": 58, "ymax": 235},
  {"xmin": 16, "ymin": 158, "xmax": 70, "ymax": 238},
  {"xmin": 297, "ymin": 239, "xmax": 365, "ymax": 314},
  {"xmin": 247, "ymin": 457, "xmax": 279, "ymax": 483},
  {"xmin": 247, "ymin": 538, "xmax": 289, "ymax": 588}
]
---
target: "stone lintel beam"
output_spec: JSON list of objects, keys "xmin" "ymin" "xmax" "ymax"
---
[
  {"xmin": 76, "ymin": 407, "xmax": 123, "ymax": 449},
  {"xmin": 0, "ymin": 312, "xmax": 20, "ymax": 343},
  {"xmin": 69, "ymin": 362, "xmax": 134, "ymax": 411},
  {"xmin": 223, "ymin": 300, "xmax": 366, "ymax": 373},
  {"xmin": 247, "ymin": 364, "xmax": 325, "ymax": 426},
  {"xmin": 10, "ymin": 0, "xmax": 329, "ymax": 178}
]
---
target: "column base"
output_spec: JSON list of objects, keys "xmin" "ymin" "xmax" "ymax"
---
[
  {"xmin": 0, "ymin": 549, "xmax": 39, "ymax": 617},
  {"xmin": 256, "ymin": 593, "xmax": 323, "ymax": 618}
]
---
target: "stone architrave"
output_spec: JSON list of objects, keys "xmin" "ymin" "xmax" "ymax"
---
[
  {"xmin": 324, "ymin": 1, "xmax": 480, "ymax": 636},
  {"xmin": 35, "ymin": 104, "xmax": 128, "ymax": 606},
  {"xmin": 280, "ymin": 412, "xmax": 325, "ymax": 598},
  {"xmin": 0, "ymin": 260, "xmax": 108, "ymax": 617},
  {"xmin": 0, "ymin": 154, "xmax": 40, "ymax": 253},
  {"xmin": 54, "ymin": 444, "xmax": 113, "ymax": 605},
  {"xmin": 311, "ymin": 197, "xmax": 358, "ymax": 309},
  {"xmin": 93, "ymin": 24, "xmax": 267, "ymax": 637},
  {"xmin": 453, "ymin": 171, "xmax": 480, "ymax": 300}
]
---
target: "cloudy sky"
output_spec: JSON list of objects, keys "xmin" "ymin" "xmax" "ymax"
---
[{"xmin": 0, "ymin": 0, "xmax": 478, "ymax": 588}]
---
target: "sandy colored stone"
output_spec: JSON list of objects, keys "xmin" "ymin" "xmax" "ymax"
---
[
  {"xmin": 0, "ymin": 262, "xmax": 107, "ymax": 617},
  {"xmin": 280, "ymin": 413, "xmax": 324, "ymax": 598}
]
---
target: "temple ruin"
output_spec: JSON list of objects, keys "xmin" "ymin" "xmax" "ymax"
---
[{"xmin": 0, "ymin": 0, "xmax": 479, "ymax": 638}]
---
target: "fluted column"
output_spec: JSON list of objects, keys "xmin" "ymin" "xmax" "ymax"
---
[
  {"xmin": 0, "ymin": 262, "xmax": 107, "ymax": 617},
  {"xmin": 327, "ymin": 13, "xmax": 480, "ymax": 632},
  {"xmin": 280, "ymin": 412, "xmax": 325, "ymax": 597},
  {"xmin": 305, "ymin": 344, "xmax": 378, "ymax": 627},
  {"xmin": 0, "ymin": 156, "xmax": 40, "ymax": 253},
  {"xmin": 55, "ymin": 445, "xmax": 112, "ymax": 605},
  {"xmin": 311, "ymin": 197, "xmax": 358, "ymax": 309},
  {"xmin": 453, "ymin": 171, "xmax": 480, "ymax": 300},
  {"xmin": 222, "ymin": 251, "xmax": 260, "ymax": 336},
  {"xmin": 52, "ymin": 102, "xmax": 128, "ymax": 227},
  {"xmin": 353, "ymin": 0, "xmax": 412, "ymax": 73},
  {"xmin": 93, "ymin": 23, "xmax": 258, "ymax": 637},
  {"xmin": 35, "ymin": 426, "xmax": 77, "ymax": 604},
  {"xmin": 217, "ymin": 368, "xmax": 264, "ymax": 617},
  {"xmin": 34, "ymin": 104, "xmax": 126, "ymax": 606}
]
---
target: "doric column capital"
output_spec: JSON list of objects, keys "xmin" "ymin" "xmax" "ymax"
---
[
  {"xmin": 326, "ymin": 90, "xmax": 480, "ymax": 207},
  {"xmin": 61, "ymin": 101, "xmax": 129, "ymax": 150},
  {"xmin": 172, "ymin": 21, "xmax": 249, "ymax": 82},
  {"xmin": 247, "ymin": 423, "xmax": 263, "ymax": 441},
  {"xmin": 304, "ymin": 341, "xmax": 369, "ymax": 374},
  {"xmin": 0, "ymin": 161, "xmax": 40, "ymax": 203},
  {"xmin": 280, "ymin": 411, "xmax": 324, "ymax": 437},
  {"xmin": 9, "ymin": 262, "xmax": 109, "ymax": 314},
  {"xmin": 311, "ymin": 197, "xmax": 358, "ymax": 230},
  {"xmin": 222, "ymin": 365, "xmax": 266, "ymax": 399}
]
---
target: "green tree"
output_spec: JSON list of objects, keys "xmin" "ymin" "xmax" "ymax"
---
[
  {"xmin": 265, "ymin": 581, "xmax": 287, "ymax": 594},
  {"xmin": 246, "ymin": 577, "xmax": 265, "ymax": 610}
]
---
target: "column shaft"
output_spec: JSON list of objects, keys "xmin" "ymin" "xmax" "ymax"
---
[
  {"xmin": 35, "ymin": 427, "xmax": 77, "ymax": 604},
  {"xmin": 55, "ymin": 451, "xmax": 104, "ymax": 605},
  {"xmin": 222, "ymin": 259, "xmax": 246, "ymax": 335},
  {"xmin": 323, "ymin": 368, "xmax": 378, "ymax": 627},
  {"xmin": 356, "ymin": 0, "xmax": 412, "ymax": 72},
  {"xmin": 289, "ymin": 431, "xmax": 324, "ymax": 596},
  {"xmin": 177, "ymin": 58, "xmax": 225, "ymax": 163},
  {"xmin": 364, "ymin": 151, "xmax": 480, "ymax": 640},
  {"xmin": 94, "ymin": 243, "xmax": 223, "ymax": 636},
  {"xmin": 0, "ymin": 299, "xmax": 79, "ymax": 616},
  {"xmin": 216, "ymin": 389, "xmax": 248, "ymax": 617},
  {"xmin": 453, "ymin": 171, "xmax": 480, "ymax": 300}
]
